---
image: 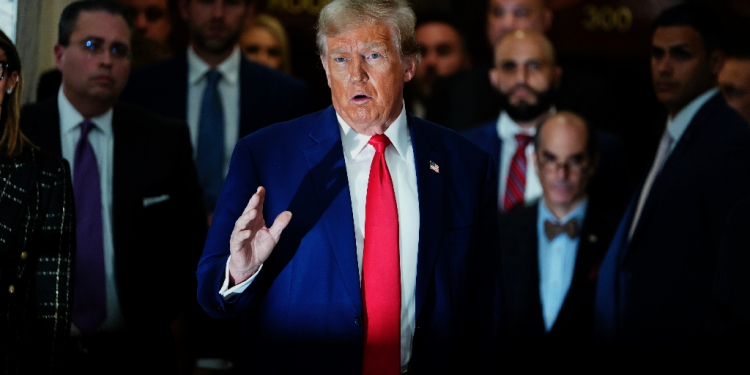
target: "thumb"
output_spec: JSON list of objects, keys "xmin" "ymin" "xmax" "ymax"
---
[{"xmin": 268, "ymin": 211, "xmax": 292, "ymax": 242}]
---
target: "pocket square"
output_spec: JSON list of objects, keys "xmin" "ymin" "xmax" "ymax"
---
[{"xmin": 143, "ymin": 194, "xmax": 170, "ymax": 207}]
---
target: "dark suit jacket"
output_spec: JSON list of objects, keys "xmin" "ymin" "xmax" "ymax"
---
[
  {"xmin": 0, "ymin": 148, "xmax": 74, "ymax": 374},
  {"xmin": 596, "ymin": 93, "xmax": 750, "ymax": 344},
  {"xmin": 121, "ymin": 51, "xmax": 311, "ymax": 138},
  {"xmin": 498, "ymin": 202, "xmax": 615, "ymax": 343},
  {"xmin": 20, "ymin": 98, "xmax": 207, "ymax": 371},
  {"xmin": 426, "ymin": 62, "xmax": 618, "ymax": 133},
  {"xmin": 462, "ymin": 122, "xmax": 632, "ymax": 218},
  {"xmin": 196, "ymin": 106, "xmax": 499, "ymax": 374},
  {"xmin": 711, "ymin": 195, "xmax": 750, "ymax": 341}
]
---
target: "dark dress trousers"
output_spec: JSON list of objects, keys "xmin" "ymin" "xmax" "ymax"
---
[
  {"xmin": 196, "ymin": 106, "xmax": 499, "ymax": 374},
  {"xmin": 0, "ymin": 148, "xmax": 74, "ymax": 374},
  {"xmin": 596, "ymin": 93, "xmax": 750, "ymax": 345},
  {"xmin": 20, "ymin": 98, "xmax": 207, "ymax": 373}
]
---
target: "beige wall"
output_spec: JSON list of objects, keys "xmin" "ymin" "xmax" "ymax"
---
[{"xmin": 17, "ymin": 0, "xmax": 75, "ymax": 104}]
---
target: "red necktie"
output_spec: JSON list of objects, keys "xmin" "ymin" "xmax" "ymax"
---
[
  {"xmin": 503, "ymin": 134, "xmax": 534, "ymax": 212},
  {"xmin": 361, "ymin": 134, "xmax": 401, "ymax": 375}
]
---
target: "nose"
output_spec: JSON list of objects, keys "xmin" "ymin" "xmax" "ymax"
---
[
  {"xmin": 515, "ymin": 64, "xmax": 528, "ymax": 85},
  {"xmin": 133, "ymin": 12, "xmax": 148, "ymax": 33},
  {"xmin": 211, "ymin": 0, "xmax": 225, "ymax": 18},
  {"xmin": 349, "ymin": 57, "xmax": 368, "ymax": 83},
  {"xmin": 500, "ymin": 14, "xmax": 518, "ymax": 33},
  {"xmin": 654, "ymin": 56, "xmax": 673, "ymax": 77}
]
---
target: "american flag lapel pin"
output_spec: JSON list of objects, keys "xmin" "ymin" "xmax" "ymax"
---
[{"xmin": 430, "ymin": 161, "xmax": 440, "ymax": 173}]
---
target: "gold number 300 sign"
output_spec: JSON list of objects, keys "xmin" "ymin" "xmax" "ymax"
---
[{"xmin": 582, "ymin": 5, "xmax": 633, "ymax": 33}]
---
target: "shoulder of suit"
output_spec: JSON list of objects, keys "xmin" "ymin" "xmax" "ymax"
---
[
  {"xmin": 241, "ymin": 58, "xmax": 307, "ymax": 90},
  {"xmin": 112, "ymin": 101, "xmax": 188, "ymax": 134}
]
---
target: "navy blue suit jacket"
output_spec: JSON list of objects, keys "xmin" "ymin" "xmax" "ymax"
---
[
  {"xmin": 122, "ymin": 51, "xmax": 310, "ymax": 138},
  {"xmin": 462, "ymin": 121, "xmax": 632, "ymax": 217},
  {"xmin": 196, "ymin": 106, "xmax": 498, "ymax": 374},
  {"xmin": 595, "ymin": 93, "xmax": 750, "ymax": 344}
]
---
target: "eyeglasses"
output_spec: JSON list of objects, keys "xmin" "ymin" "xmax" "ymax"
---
[
  {"xmin": 127, "ymin": 6, "xmax": 167, "ymax": 22},
  {"xmin": 537, "ymin": 153, "xmax": 591, "ymax": 174},
  {"xmin": 0, "ymin": 61, "xmax": 8, "ymax": 80},
  {"xmin": 76, "ymin": 38, "xmax": 132, "ymax": 60}
]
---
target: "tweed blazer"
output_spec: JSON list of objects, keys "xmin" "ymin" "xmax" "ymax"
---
[{"xmin": 0, "ymin": 147, "xmax": 75, "ymax": 374}]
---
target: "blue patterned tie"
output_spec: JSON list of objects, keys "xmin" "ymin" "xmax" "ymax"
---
[
  {"xmin": 197, "ymin": 70, "xmax": 225, "ymax": 212},
  {"xmin": 72, "ymin": 120, "xmax": 107, "ymax": 334}
]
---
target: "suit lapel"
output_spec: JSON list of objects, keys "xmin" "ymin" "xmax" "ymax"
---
[
  {"xmin": 302, "ymin": 107, "xmax": 361, "ymax": 313},
  {"xmin": 513, "ymin": 206, "xmax": 545, "ymax": 332},
  {"xmin": 410, "ymin": 115, "xmax": 446, "ymax": 320},
  {"xmin": 28, "ymin": 99, "xmax": 64, "ymax": 157},
  {"xmin": 629, "ymin": 93, "xmax": 719, "ymax": 245}
]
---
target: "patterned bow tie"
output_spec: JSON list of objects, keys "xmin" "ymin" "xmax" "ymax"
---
[{"xmin": 544, "ymin": 219, "xmax": 580, "ymax": 241}]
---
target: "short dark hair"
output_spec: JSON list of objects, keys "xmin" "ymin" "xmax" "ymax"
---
[
  {"xmin": 415, "ymin": 10, "xmax": 468, "ymax": 51},
  {"xmin": 652, "ymin": 2, "xmax": 725, "ymax": 53},
  {"xmin": 58, "ymin": 0, "xmax": 133, "ymax": 46},
  {"xmin": 534, "ymin": 111, "xmax": 598, "ymax": 160}
]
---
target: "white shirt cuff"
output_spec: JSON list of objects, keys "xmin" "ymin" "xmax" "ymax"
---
[{"xmin": 219, "ymin": 256, "xmax": 262, "ymax": 299}]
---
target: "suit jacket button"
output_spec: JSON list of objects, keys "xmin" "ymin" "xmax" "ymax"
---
[
  {"xmin": 355, "ymin": 316, "xmax": 362, "ymax": 326},
  {"xmin": 8, "ymin": 285, "xmax": 14, "ymax": 294},
  {"xmin": 20, "ymin": 252, "xmax": 28, "ymax": 260}
]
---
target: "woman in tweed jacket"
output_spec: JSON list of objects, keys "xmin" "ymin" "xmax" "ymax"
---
[{"xmin": 0, "ymin": 30, "xmax": 75, "ymax": 374}]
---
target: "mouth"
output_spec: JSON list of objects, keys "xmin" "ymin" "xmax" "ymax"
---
[
  {"xmin": 654, "ymin": 81, "xmax": 678, "ymax": 92},
  {"xmin": 92, "ymin": 75, "xmax": 114, "ymax": 85},
  {"xmin": 350, "ymin": 93, "xmax": 372, "ymax": 104}
]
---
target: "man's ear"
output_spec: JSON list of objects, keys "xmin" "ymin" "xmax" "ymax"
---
[
  {"xmin": 54, "ymin": 44, "xmax": 65, "ymax": 71},
  {"xmin": 553, "ymin": 65, "xmax": 563, "ymax": 89},
  {"xmin": 321, "ymin": 55, "xmax": 331, "ymax": 87},
  {"xmin": 709, "ymin": 49, "xmax": 726, "ymax": 77},
  {"xmin": 489, "ymin": 67, "xmax": 500, "ymax": 91},
  {"xmin": 403, "ymin": 59, "xmax": 416, "ymax": 82},
  {"xmin": 542, "ymin": 7, "xmax": 553, "ymax": 32},
  {"xmin": 178, "ymin": 0, "xmax": 189, "ymax": 21},
  {"xmin": 245, "ymin": 1, "xmax": 256, "ymax": 23}
]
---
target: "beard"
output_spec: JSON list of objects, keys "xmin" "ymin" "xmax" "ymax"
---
[{"xmin": 499, "ymin": 85, "xmax": 556, "ymax": 122}]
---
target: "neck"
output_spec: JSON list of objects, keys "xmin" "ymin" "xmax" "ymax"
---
[
  {"xmin": 513, "ymin": 109, "xmax": 552, "ymax": 130},
  {"xmin": 545, "ymin": 197, "xmax": 584, "ymax": 221},
  {"xmin": 63, "ymin": 87, "xmax": 113, "ymax": 119},
  {"xmin": 191, "ymin": 43, "xmax": 235, "ymax": 69}
]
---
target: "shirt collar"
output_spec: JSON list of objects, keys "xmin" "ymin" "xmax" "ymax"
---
[
  {"xmin": 538, "ymin": 196, "xmax": 589, "ymax": 230},
  {"xmin": 496, "ymin": 107, "xmax": 556, "ymax": 140},
  {"xmin": 666, "ymin": 88, "xmax": 718, "ymax": 142},
  {"xmin": 337, "ymin": 102, "xmax": 410, "ymax": 161},
  {"xmin": 58, "ymin": 86, "xmax": 113, "ymax": 136},
  {"xmin": 187, "ymin": 45, "xmax": 241, "ymax": 86}
]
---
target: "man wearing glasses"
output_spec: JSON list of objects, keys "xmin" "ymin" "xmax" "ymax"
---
[
  {"xmin": 462, "ymin": 30, "xmax": 630, "ymax": 218},
  {"xmin": 494, "ymin": 111, "xmax": 616, "ymax": 366},
  {"xmin": 20, "ymin": 1, "xmax": 206, "ymax": 373}
]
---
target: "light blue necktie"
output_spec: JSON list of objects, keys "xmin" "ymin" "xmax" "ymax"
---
[{"xmin": 196, "ymin": 70, "xmax": 225, "ymax": 212}]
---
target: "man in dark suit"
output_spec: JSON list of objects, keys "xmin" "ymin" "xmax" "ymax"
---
[
  {"xmin": 462, "ymin": 29, "xmax": 630, "ymax": 217},
  {"xmin": 426, "ymin": 0, "xmax": 616, "ymax": 133},
  {"xmin": 196, "ymin": 0, "xmax": 498, "ymax": 373},
  {"xmin": 595, "ymin": 3, "xmax": 750, "ymax": 347},
  {"xmin": 497, "ymin": 111, "xmax": 616, "ymax": 364},
  {"xmin": 122, "ymin": 0, "xmax": 310, "ymax": 221},
  {"xmin": 20, "ymin": 1, "xmax": 206, "ymax": 373}
]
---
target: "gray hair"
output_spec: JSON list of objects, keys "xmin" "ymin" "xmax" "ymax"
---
[{"xmin": 316, "ymin": 0, "xmax": 421, "ymax": 63}]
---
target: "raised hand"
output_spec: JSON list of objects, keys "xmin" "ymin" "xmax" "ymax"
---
[{"xmin": 228, "ymin": 186, "xmax": 292, "ymax": 286}]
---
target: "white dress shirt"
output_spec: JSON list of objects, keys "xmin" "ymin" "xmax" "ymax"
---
[
  {"xmin": 536, "ymin": 198, "xmax": 587, "ymax": 332},
  {"xmin": 220, "ymin": 104, "xmax": 419, "ymax": 371},
  {"xmin": 187, "ymin": 46, "xmax": 241, "ymax": 177},
  {"xmin": 58, "ymin": 88, "xmax": 125, "ymax": 335},
  {"xmin": 496, "ymin": 110, "xmax": 542, "ymax": 210}
]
